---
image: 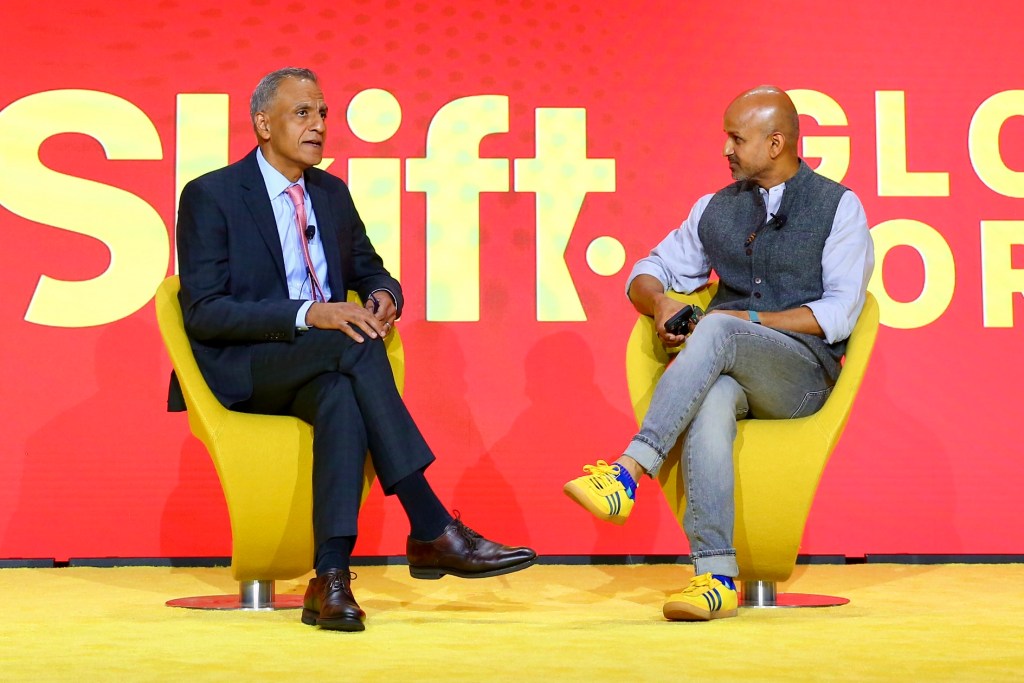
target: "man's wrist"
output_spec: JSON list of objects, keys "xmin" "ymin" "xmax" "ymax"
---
[
  {"xmin": 370, "ymin": 288, "xmax": 397, "ymax": 314},
  {"xmin": 296, "ymin": 300, "xmax": 315, "ymax": 330}
]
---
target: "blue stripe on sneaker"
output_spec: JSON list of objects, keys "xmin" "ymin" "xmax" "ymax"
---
[
  {"xmin": 703, "ymin": 593, "xmax": 713, "ymax": 611},
  {"xmin": 712, "ymin": 588, "xmax": 721, "ymax": 611}
]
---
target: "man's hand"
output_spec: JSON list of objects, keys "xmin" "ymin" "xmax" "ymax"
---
[
  {"xmin": 366, "ymin": 291, "xmax": 397, "ymax": 336},
  {"xmin": 629, "ymin": 275, "xmax": 692, "ymax": 346},
  {"xmin": 305, "ymin": 301, "xmax": 385, "ymax": 343},
  {"xmin": 653, "ymin": 294, "xmax": 693, "ymax": 347}
]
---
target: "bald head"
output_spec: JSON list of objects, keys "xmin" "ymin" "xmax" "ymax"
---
[
  {"xmin": 728, "ymin": 86, "xmax": 799, "ymax": 148},
  {"xmin": 722, "ymin": 85, "xmax": 801, "ymax": 187}
]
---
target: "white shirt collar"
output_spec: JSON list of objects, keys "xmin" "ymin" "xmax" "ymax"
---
[{"xmin": 255, "ymin": 148, "xmax": 306, "ymax": 200}]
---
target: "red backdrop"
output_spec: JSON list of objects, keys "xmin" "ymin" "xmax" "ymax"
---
[{"xmin": 1, "ymin": 0, "xmax": 1022, "ymax": 561}]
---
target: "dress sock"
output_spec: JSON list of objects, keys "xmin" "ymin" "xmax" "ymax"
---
[
  {"xmin": 315, "ymin": 535, "xmax": 356, "ymax": 575},
  {"xmin": 614, "ymin": 463, "xmax": 639, "ymax": 499},
  {"xmin": 713, "ymin": 574, "xmax": 737, "ymax": 591},
  {"xmin": 393, "ymin": 469, "xmax": 453, "ymax": 541}
]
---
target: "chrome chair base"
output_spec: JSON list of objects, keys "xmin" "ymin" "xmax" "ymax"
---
[
  {"xmin": 740, "ymin": 580, "xmax": 849, "ymax": 608},
  {"xmin": 166, "ymin": 579, "xmax": 303, "ymax": 610}
]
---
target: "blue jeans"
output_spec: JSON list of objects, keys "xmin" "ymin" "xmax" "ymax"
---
[{"xmin": 623, "ymin": 314, "xmax": 833, "ymax": 577}]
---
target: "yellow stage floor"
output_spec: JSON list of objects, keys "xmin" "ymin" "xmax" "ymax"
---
[{"xmin": 1, "ymin": 563, "xmax": 1022, "ymax": 681}]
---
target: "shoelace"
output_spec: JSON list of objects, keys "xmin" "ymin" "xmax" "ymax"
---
[
  {"xmin": 451, "ymin": 510, "xmax": 480, "ymax": 550},
  {"xmin": 327, "ymin": 571, "xmax": 357, "ymax": 591},
  {"xmin": 583, "ymin": 460, "xmax": 620, "ymax": 477},
  {"xmin": 681, "ymin": 573, "xmax": 715, "ymax": 595}
]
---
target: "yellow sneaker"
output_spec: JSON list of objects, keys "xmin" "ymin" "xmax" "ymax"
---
[
  {"xmin": 563, "ymin": 460, "xmax": 635, "ymax": 525},
  {"xmin": 663, "ymin": 573, "xmax": 738, "ymax": 621}
]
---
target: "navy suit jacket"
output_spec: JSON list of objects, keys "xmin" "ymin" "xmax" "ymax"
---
[{"xmin": 169, "ymin": 148, "xmax": 403, "ymax": 410}]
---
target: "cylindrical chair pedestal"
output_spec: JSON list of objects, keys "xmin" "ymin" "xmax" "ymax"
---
[
  {"xmin": 740, "ymin": 580, "xmax": 849, "ymax": 608},
  {"xmin": 166, "ymin": 579, "xmax": 304, "ymax": 610}
]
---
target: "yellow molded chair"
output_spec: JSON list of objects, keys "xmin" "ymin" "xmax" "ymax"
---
[
  {"xmin": 154, "ymin": 275, "xmax": 404, "ymax": 609},
  {"xmin": 625, "ymin": 283, "xmax": 879, "ymax": 607}
]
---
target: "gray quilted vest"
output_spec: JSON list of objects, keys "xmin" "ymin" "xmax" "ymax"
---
[{"xmin": 697, "ymin": 161, "xmax": 849, "ymax": 383}]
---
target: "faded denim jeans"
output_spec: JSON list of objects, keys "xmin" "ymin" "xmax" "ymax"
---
[{"xmin": 623, "ymin": 314, "xmax": 833, "ymax": 577}]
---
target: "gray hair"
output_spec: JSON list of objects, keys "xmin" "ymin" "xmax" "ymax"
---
[{"xmin": 250, "ymin": 67, "xmax": 319, "ymax": 122}]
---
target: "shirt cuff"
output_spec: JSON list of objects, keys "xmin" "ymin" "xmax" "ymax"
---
[
  {"xmin": 295, "ymin": 300, "xmax": 314, "ymax": 330},
  {"xmin": 370, "ymin": 288, "xmax": 398, "ymax": 316},
  {"xmin": 804, "ymin": 300, "xmax": 843, "ymax": 344},
  {"xmin": 625, "ymin": 262, "xmax": 669, "ymax": 297}
]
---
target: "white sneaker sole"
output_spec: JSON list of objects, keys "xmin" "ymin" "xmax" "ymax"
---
[{"xmin": 663, "ymin": 601, "xmax": 738, "ymax": 621}]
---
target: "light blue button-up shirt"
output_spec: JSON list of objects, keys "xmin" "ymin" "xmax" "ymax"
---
[
  {"xmin": 628, "ymin": 183, "xmax": 874, "ymax": 344},
  {"xmin": 255, "ymin": 148, "xmax": 333, "ymax": 327}
]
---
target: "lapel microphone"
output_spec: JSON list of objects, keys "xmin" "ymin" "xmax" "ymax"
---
[
  {"xmin": 304, "ymin": 224, "xmax": 316, "ymax": 242},
  {"xmin": 745, "ymin": 213, "xmax": 788, "ymax": 247}
]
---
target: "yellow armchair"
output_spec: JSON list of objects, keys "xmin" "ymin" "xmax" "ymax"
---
[
  {"xmin": 154, "ymin": 276, "xmax": 404, "ymax": 609},
  {"xmin": 626, "ymin": 283, "xmax": 879, "ymax": 607}
]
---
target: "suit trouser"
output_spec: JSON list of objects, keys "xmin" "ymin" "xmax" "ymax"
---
[{"xmin": 240, "ymin": 327, "xmax": 435, "ymax": 545}]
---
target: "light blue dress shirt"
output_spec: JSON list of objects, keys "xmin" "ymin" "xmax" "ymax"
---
[
  {"xmin": 627, "ymin": 182, "xmax": 874, "ymax": 344},
  {"xmin": 255, "ymin": 148, "xmax": 333, "ymax": 328}
]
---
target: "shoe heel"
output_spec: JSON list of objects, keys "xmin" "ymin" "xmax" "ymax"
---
[
  {"xmin": 301, "ymin": 608, "xmax": 319, "ymax": 626},
  {"xmin": 408, "ymin": 566, "xmax": 444, "ymax": 580}
]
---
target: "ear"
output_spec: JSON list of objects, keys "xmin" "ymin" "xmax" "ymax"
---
[
  {"xmin": 768, "ymin": 131, "xmax": 786, "ymax": 159},
  {"xmin": 254, "ymin": 112, "xmax": 271, "ymax": 142}
]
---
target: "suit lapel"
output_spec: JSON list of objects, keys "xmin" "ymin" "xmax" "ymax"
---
[
  {"xmin": 239, "ymin": 151, "xmax": 288, "ymax": 286},
  {"xmin": 306, "ymin": 171, "xmax": 346, "ymax": 298}
]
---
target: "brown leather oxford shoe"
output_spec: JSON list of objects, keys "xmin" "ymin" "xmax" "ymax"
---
[
  {"xmin": 301, "ymin": 569, "xmax": 366, "ymax": 631},
  {"xmin": 406, "ymin": 516, "xmax": 537, "ymax": 580}
]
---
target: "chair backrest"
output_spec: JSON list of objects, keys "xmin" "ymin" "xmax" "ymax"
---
[
  {"xmin": 727, "ymin": 292, "xmax": 879, "ymax": 580},
  {"xmin": 816, "ymin": 291, "xmax": 879, "ymax": 440},
  {"xmin": 154, "ymin": 276, "xmax": 230, "ymax": 446}
]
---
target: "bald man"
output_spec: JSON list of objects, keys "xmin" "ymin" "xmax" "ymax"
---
[{"xmin": 564, "ymin": 86, "xmax": 874, "ymax": 621}]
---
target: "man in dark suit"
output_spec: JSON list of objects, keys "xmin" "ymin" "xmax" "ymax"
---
[{"xmin": 173, "ymin": 67, "xmax": 536, "ymax": 632}]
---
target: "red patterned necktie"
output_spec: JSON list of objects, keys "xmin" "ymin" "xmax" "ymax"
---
[{"xmin": 284, "ymin": 184, "xmax": 326, "ymax": 302}]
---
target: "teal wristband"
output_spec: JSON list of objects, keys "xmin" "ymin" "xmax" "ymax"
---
[{"xmin": 748, "ymin": 310, "xmax": 761, "ymax": 324}]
